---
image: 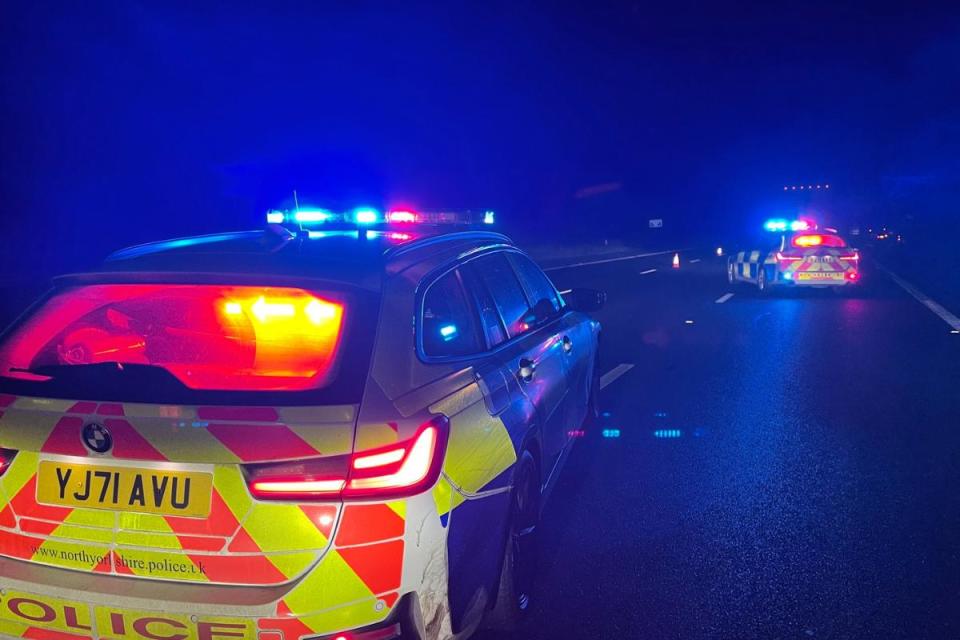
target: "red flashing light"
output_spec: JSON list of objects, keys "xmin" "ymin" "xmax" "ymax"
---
[
  {"xmin": 0, "ymin": 285, "xmax": 346, "ymax": 392},
  {"xmin": 247, "ymin": 417, "xmax": 449, "ymax": 502},
  {"xmin": 793, "ymin": 234, "xmax": 823, "ymax": 247},
  {"xmin": 386, "ymin": 210, "xmax": 417, "ymax": 223},
  {"xmin": 791, "ymin": 234, "xmax": 847, "ymax": 248}
]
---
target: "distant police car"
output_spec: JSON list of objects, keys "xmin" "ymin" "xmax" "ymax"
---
[
  {"xmin": 0, "ymin": 209, "xmax": 603, "ymax": 640},
  {"xmin": 728, "ymin": 219, "xmax": 861, "ymax": 292}
]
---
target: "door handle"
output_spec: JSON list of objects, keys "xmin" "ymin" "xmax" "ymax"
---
[
  {"xmin": 561, "ymin": 335, "xmax": 573, "ymax": 354},
  {"xmin": 518, "ymin": 358, "xmax": 536, "ymax": 383}
]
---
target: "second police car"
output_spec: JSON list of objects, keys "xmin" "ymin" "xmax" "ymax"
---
[
  {"xmin": 0, "ymin": 208, "xmax": 604, "ymax": 640},
  {"xmin": 727, "ymin": 218, "xmax": 861, "ymax": 292}
]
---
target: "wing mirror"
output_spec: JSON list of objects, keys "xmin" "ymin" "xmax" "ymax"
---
[{"xmin": 564, "ymin": 288, "xmax": 606, "ymax": 313}]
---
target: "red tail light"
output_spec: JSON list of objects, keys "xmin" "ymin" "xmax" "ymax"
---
[
  {"xmin": 247, "ymin": 417, "xmax": 449, "ymax": 502},
  {"xmin": 776, "ymin": 252, "xmax": 802, "ymax": 262},
  {"xmin": 0, "ymin": 449, "xmax": 17, "ymax": 477},
  {"xmin": 845, "ymin": 271, "xmax": 859, "ymax": 281}
]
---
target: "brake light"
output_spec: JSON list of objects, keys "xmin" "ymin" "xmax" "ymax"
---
[
  {"xmin": 776, "ymin": 252, "xmax": 802, "ymax": 261},
  {"xmin": 246, "ymin": 417, "xmax": 449, "ymax": 501},
  {"xmin": 846, "ymin": 271, "xmax": 859, "ymax": 281},
  {"xmin": 0, "ymin": 449, "xmax": 17, "ymax": 477}
]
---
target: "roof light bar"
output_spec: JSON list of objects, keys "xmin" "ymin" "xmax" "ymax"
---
[
  {"xmin": 295, "ymin": 209, "xmax": 335, "ymax": 223},
  {"xmin": 353, "ymin": 208, "xmax": 380, "ymax": 224},
  {"xmin": 266, "ymin": 207, "xmax": 495, "ymax": 228}
]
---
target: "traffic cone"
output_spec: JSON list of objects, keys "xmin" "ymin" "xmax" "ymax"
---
[{"xmin": 672, "ymin": 253, "xmax": 680, "ymax": 269}]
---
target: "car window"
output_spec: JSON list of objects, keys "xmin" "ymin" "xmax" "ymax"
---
[
  {"xmin": 421, "ymin": 269, "xmax": 484, "ymax": 357},
  {"xmin": 508, "ymin": 253, "xmax": 562, "ymax": 315},
  {"xmin": 470, "ymin": 252, "xmax": 531, "ymax": 339},
  {"xmin": 460, "ymin": 265, "xmax": 509, "ymax": 348}
]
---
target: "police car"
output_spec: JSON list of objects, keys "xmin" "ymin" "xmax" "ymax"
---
[
  {"xmin": 727, "ymin": 219, "xmax": 861, "ymax": 292},
  {"xmin": 0, "ymin": 209, "xmax": 604, "ymax": 640}
]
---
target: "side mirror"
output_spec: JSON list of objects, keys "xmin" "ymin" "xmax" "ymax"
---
[{"xmin": 565, "ymin": 288, "xmax": 606, "ymax": 313}]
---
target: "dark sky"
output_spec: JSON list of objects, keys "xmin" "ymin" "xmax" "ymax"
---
[{"xmin": 2, "ymin": 1, "xmax": 959, "ymax": 275}]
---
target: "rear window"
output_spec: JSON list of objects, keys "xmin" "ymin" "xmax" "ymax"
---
[
  {"xmin": 0, "ymin": 283, "xmax": 378, "ymax": 405},
  {"xmin": 420, "ymin": 269, "xmax": 485, "ymax": 358},
  {"xmin": 791, "ymin": 234, "xmax": 847, "ymax": 248}
]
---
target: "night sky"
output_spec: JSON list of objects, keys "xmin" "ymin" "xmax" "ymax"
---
[{"xmin": 2, "ymin": 1, "xmax": 959, "ymax": 277}]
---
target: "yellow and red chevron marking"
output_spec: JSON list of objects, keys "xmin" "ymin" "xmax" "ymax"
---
[
  {"xmin": 0, "ymin": 453, "xmax": 340, "ymax": 585},
  {"xmin": 0, "ymin": 395, "xmax": 356, "ymax": 464},
  {"xmin": 261, "ymin": 502, "xmax": 407, "ymax": 636}
]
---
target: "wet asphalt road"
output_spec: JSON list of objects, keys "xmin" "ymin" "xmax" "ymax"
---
[{"xmin": 476, "ymin": 252, "xmax": 960, "ymax": 640}]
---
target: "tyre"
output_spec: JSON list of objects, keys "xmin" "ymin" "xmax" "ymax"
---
[
  {"xmin": 757, "ymin": 265, "xmax": 768, "ymax": 294},
  {"xmin": 584, "ymin": 348, "xmax": 601, "ymax": 429},
  {"xmin": 484, "ymin": 451, "xmax": 540, "ymax": 631}
]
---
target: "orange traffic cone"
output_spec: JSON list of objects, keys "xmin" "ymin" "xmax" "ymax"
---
[{"xmin": 672, "ymin": 253, "xmax": 680, "ymax": 269}]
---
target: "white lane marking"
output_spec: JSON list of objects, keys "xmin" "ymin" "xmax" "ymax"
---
[
  {"xmin": 558, "ymin": 289, "xmax": 572, "ymax": 295},
  {"xmin": 715, "ymin": 293, "xmax": 734, "ymax": 304},
  {"xmin": 690, "ymin": 258, "xmax": 701, "ymax": 263},
  {"xmin": 544, "ymin": 250, "xmax": 678, "ymax": 271},
  {"xmin": 599, "ymin": 363, "xmax": 634, "ymax": 390},
  {"xmin": 640, "ymin": 268, "xmax": 657, "ymax": 275},
  {"xmin": 881, "ymin": 267, "xmax": 960, "ymax": 330}
]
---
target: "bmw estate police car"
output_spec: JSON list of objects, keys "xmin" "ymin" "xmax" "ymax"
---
[
  {"xmin": 727, "ymin": 219, "xmax": 861, "ymax": 292},
  {"xmin": 0, "ymin": 209, "xmax": 603, "ymax": 640}
]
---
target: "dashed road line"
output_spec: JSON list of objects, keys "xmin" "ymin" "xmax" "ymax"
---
[
  {"xmin": 544, "ymin": 250, "xmax": 678, "ymax": 271},
  {"xmin": 715, "ymin": 293, "xmax": 734, "ymax": 304},
  {"xmin": 690, "ymin": 258, "xmax": 701, "ymax": 263},
  {"xmin": 640, "ymin": 268, "xmax": 657, "ymax": 275},
  {"xmin": 599, "ymin": 363, "xmax": 635, "ymax": 390},
  {"xmin": 880, "ymin": 266, "xmax": 960, "ymax": 331}
]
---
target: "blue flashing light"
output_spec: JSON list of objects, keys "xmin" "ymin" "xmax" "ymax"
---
[
  {"xmin": 294, "ymin": 209, "xmax": 334, "ymax": 223},
  {"xmin": 602, "ymin": 429, "xmax": 621, "ymax": 438},
  {"xmin": 439, "ymin": 324, "xmax": 458, "ymax": 341},
  {"xmin": 790, "ymin": 220, "xmax": 810, "ymax": 231},
  {"xmin": 266, "ymin": 211, "xmax": 285, "ymax": 224},
  {"xmin": 653, "ymin": 429, "xmax": 682, "ymax": 438},
  {"xmin": 308, "ymin": 230, "xmax": 361, "ymax": 240},
  {"xmin": 354, "ymin": 208, "xmax": 379, "ymax": 224},
  {"xmin": 764, "ymin": 219, "xmax": 788, "ymax": 232},
  {"xmin": 483, "ymin": 210, "xmax": 495, "ymax": 225}
]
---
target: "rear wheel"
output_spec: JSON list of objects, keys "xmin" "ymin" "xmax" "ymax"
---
[
  {"xmin": 757, "ymin": 266, "xmax": 768, "ymax": 294},
  {"xmin": 485, "ymin": 451, "xmax": 540, "ymax": 631}
]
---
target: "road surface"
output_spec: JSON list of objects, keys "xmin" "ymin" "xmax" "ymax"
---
[{"xmin": 477, "ymin": 251, "xmax": 960, "ymax": 639}]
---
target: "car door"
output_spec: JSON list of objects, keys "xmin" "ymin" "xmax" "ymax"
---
[
  {"xmin": 464, "ymin": 252, "xmax": 570, "ymax": 473},
  {"xmin": 508, "ymin": 252, "xmax": 593, "ymax": 440}
]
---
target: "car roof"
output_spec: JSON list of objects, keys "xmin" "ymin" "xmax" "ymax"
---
[{"xmin": 65, "ymin": 228, "xmax": 514, "ymax": 290}]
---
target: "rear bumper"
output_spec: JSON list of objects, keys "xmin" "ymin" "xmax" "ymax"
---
[
  {"xmin": 773, "ymin": 270, "xmax": 859, "ymax": 287},
  {"xmin": 0, "ymin": 554, "xmax": 408, "ymax": 640}
]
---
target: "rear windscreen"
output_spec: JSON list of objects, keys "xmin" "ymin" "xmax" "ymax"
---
[{"xmin": 0, "ymin": 283, "xmax": 378, "ymax": 404}]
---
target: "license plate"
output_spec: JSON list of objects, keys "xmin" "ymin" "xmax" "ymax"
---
[
  {"xmin": 797, "ymin": 272, "xmax": 843, "ymax": 281},
  {"xmin": 36, "ymin": 461, "xmax": 212, "ymax": 518}
]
